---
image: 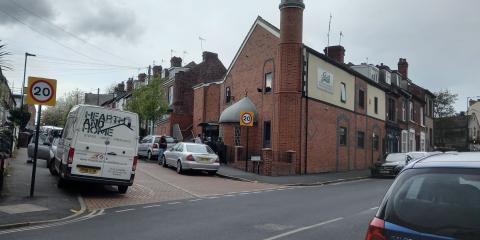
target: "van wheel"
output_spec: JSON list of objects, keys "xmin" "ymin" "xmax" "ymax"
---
[
  {"xmin": 57, "ymin": 177, "xmax": 67, "ymax": 188},
  {"xmin": 176, "ymin": 161, "xmax": 183, "ymax": 174},
  {"xmin": 49, "ymin": 159, "xmax": 57, "ymax": 176},
  {"xmin": 118, "ymin": 186, "xmax": 128, "ymax": 194},
  {"xmin": 162, "ymin": 156, "xmax": 167, "ymax": 168},
  {"xmin": 207, "ymin": 170, "xmax": 217, "ymax": 176},
  {"xmin": 147, "ymin": 151, "xmax": 152, "ymax": 160}
]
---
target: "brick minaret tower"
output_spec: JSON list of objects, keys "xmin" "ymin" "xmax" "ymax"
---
[{"xmin": 272, "ymin": 0, "xmax": 305, "ymax": 174}]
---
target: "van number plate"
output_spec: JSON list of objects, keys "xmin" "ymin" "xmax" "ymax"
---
[{"xmin": 78, "ymin": 167, "xmax": 99, "ymax": 174}]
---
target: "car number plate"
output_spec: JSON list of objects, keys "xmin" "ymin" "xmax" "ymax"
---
[
  {"xmin": 78, "ymin": 166, "xmax": 99, "ymax": 174},
  {"xmin": 198, "ymin": 158, "xmax": 210, "ymax": 163}
]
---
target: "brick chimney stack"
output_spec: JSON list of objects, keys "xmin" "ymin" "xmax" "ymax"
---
[
  {"xmin": 273, "ymin": 0, "xmax": 305, "ymax": 174},
  {"xmin": 324, "ymin": 45, "xmax": 345, "ymax": 63},
  {"xmin": 138, "ymin": 73, "xmax": 147, "ymax": 82},
  {"xmin": 398, "ymin": 58, "xmax": 408, "ymax": 79},
  {"xmin": 170, "ymin": 57, "xmax": 182, "ymax": 67},
  {"xmin": 202, "ymin": 51, "xmax": 218, "ymax": 63},
  {"xmin": 126, "ymin": 78, "xmax": 133, "ymax": 92},
  {"xmin": 153, "ymin": 65, "xmax": 162, "ymax": 78}
]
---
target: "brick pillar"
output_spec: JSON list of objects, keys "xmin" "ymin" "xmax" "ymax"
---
[
  {"xmin": 262, "ymin": 148, "xmax": 273, "ymax": 176},
  {"xmin": 272, "ymin": 0, "xmax": 305, "ymax": 175}
]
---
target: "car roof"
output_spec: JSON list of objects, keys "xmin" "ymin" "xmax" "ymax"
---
[{"xmin": 407, "ymin": 152, "xmax": 480, "ymax": 169}]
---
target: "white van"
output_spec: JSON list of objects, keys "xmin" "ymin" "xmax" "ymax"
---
[{"xmin": 52, "ymin": 105, "xmax": 139, "ymax": 193}]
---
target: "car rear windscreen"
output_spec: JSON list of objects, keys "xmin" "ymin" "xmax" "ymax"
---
[
  {"xmin": 186, "ymin": 144, "xmax": 214, "ymax": 154},
  {"xmin": 385, "ymin": 153, "xmax": 405, "ymax": 162},
  {"xmin": 383, "ymin": 168, "xmax": 480, "ymax": 238}
]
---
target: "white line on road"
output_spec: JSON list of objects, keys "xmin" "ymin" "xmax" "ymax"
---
[
  {"xmin": 239, "ymin": 192, "xmax": 250, "ymax": 195},
  {"xmin": 223, "ymin": 194, "xmax": 235, "ymax": 197},
  {"xmin": 167, "ymin": 201, "xmax": 181, "ymax": 205},
  {"xmin": 370, "ymin": 206, "xmax": 379, "ymax": 210},
  {"xmin": 262, "ymin": 217, "xmax": 344, "ymax": 240},
  {"xmin": 207, "ymin": 196, "xmax": 219, "ymax": 199},
  {"xmin": 115, "ymin": 208, "xmax": 135, "ymax": 213},
  {"xmin": 189, "ymin": 199, "xmax": 203, "ymax": 202},
  {"xmin": 143, "ymin": 204, "xmax": 162, "ymax": 208}
]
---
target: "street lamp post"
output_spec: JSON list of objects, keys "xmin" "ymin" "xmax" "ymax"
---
[{"xmin": 20, "ymin": 52, "xmax": 36, "ymax": 111}]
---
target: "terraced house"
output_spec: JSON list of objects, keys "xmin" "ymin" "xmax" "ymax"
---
[{"xmin": 189, "ymin": 0, "xmax": 435, "ymax": 176}]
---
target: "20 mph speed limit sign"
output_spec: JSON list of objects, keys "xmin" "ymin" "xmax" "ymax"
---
[
  {"xmin": 26, "ymin": 77, "xmax": 57, "ymax": 106},
  {"xmin": 240, "ymin": 112, "xmax": 254, "ymax": 127}
]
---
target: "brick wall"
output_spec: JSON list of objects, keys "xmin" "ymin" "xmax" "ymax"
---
[{"xmin": 219, "ymin": 24, "xmax": 279, "ymax": 166}]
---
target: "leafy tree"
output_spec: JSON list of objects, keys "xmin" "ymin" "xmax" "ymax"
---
[
  {"xmin": 125, "ymin": 77, "xmax": 168, "ymax": 132},
  {"xmin": 434, "ymin": 89, "xmax": 458, "ymax": 118},
  {"xmin": 8, "ymin": 105, "xmax": 31, "ymax": 130},
  {"xmin": 41, "ymin": 89, "xmax": 84, "ymax": 127}
]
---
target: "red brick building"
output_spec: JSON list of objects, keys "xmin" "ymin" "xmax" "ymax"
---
[
  {"xmin": 176, "ymin": 0, "xmax": 435, "ymax": 176},
  {"xmin": 155, "ymin": 52, "xmax": 226, "ymax": 140}
]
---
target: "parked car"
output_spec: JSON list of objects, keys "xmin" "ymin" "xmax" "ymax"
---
[
  {"xmin": 371, "ymin": 152, "xmax": 432, "ymax": 177},
  {"xmin": 138, "ymin": 135, "xmax": 176, "ymax": 160},
  {"xmin": 27, "ymin": 133, "xmax": 54, "ymax": 167},
  {"xmin": 366, "ymin": 152, "xmax": 480, "ymax": 240},
  {"xmin": 371, "ymin": 153, "xmax": 407, "ymax": 177},
  {"xmin": 161, "ymin": 142, "xmax": 220, "ymax": 175},
  {"xmin": 52, "ymin": 105, "xmax": 139, "ymax": 194}
]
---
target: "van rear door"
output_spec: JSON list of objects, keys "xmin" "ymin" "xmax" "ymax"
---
[
  {"xmin": 71, "ymin": 107, "xmax": 138, "ymax": 181},
  {"xmin": 102, "ymin": 111, "xmax": 138, "ymax": 180}
]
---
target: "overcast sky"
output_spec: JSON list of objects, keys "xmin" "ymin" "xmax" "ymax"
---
[{"xmin": 1, "ymin": 0, "xmax": 478, "ymax": 111}]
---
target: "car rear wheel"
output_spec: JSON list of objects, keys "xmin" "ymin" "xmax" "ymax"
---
[
  {"xmin": 207, "ymin": 170, "xmax": 217, "ymax": 176},
  {"xmin": 57, "ymin": 176, "xmax": 67, "ymax": 188},
  {"xmin": 118, "ymin": 185, "xmax": 128, "ymax": 194},
  {"xmin": 176, "ymin": 161, "xmax": 183, "ymax": 174}
]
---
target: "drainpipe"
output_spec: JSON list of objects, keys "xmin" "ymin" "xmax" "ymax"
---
[{"xmin": 303, "ymin": 49, "xmax": 309, "ymax": 174}]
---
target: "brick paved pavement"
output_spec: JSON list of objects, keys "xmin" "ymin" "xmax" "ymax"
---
[{"xmin": 82, "ymin": 161, "xmax": 280, "ymax": 210}]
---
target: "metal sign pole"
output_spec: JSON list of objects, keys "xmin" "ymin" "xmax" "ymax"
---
[
  {"xmin": 245, "ymin": 127, "xmax": 249, "ymax": 172},
  {"xmin": 29, "ymin": 105, "xmax": 42, "ymax": 197}
]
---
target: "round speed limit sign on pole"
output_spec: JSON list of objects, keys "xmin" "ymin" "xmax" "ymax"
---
[
  {"xmin": 240, "ymin": 111, "xmax": 254, "ymax": 127},
  {"xmin": 26, "ymin": 77, "xmax": 57, "ymax": 106}
]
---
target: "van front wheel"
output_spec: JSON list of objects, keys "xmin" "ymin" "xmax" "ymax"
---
[{"xmin": 118, "ymin": 186, "xmax": 128, "ymax": 194}]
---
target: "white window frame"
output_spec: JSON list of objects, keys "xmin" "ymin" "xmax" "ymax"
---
[
  {"xmin": 420, "ymin": 132, "xmax": 426, "ymax": 151},
  {"xmin": 409, "ymin": 129, "xmax": 416, "ymax": 151},
  {"xmin": 401, "ymin": 130, "xmax": 408, "ymax": 153},
  {"xmin": 168, "ymin": 86, "xmax": 174, "ymax": 105},
  {"xmin": 409, "ymin": 101, "xmax": 414, "ymax": 122},
  {"xmin": 340, "ymin": 82, "xmax": 347, "ymax": 103},
  {"xmin": 420, "ymin": 107, "xmax": 424, "ymax": 126},
  {"xmin": 402, "ymin": 101, "xmax": 406, "ymax": 121}
]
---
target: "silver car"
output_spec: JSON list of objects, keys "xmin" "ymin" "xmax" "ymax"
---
[
  {"xmin": 27, "ymin": 134, "xmax": 54, "ymax": 166},
  {"xmin": 138, "ymin": 135, "xmax": 176, "ymax": 160},
  {"xmin": 161, "ymin": 142, "xmax": 220, "ymax": 175}
]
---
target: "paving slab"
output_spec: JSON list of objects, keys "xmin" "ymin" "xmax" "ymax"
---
[{"xmin": 0, "ymin": 148, "xmax": 81, "ymax": 227}]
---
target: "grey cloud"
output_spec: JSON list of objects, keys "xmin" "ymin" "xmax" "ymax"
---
[
  {"xmin": 0, "ymin": 0, "xmax": 55, "ymax": 25},
  {"xmin": 70, "ymin": 2, "xmax": 143, "ymax": 41}
]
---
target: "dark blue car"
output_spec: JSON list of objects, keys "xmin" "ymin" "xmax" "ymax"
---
[{"xmin": 366, "ymin": 152, "xmax": 480, "ymax": 240}]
